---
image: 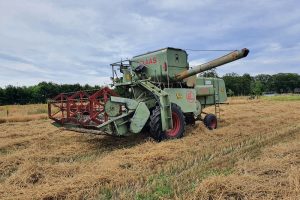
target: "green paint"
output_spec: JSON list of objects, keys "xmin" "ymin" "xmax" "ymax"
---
[
  {"xmin": 130, "ymin": 102, "xmax": 150, "ymax": 133},
  {"xmin": 139, "ymin": 81, "xmax": 172, "ymax": 131},
  {"xmin": 131, "ymin": 47, "xmax": 188, "ymax": 82},
  {"xmin": 104, "ymin": 101, "xmax": 121, "ymax": 117},
  {"xmin": 110, "ymin": 96, "xmax": 139, "ymax": 110},
  {"xmin": 164, "ymin": 88, "xmax": 197, "ymax": 113}
]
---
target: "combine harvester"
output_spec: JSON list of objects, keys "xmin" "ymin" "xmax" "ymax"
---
[{"xmin": 48, "ymin": 47, "xmax": 249, "ymax": 140}]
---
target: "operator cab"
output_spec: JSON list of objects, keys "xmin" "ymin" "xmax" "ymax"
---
[{"xmin": 110, "ymin": 60, "xmax": 132, "ymax": 86}]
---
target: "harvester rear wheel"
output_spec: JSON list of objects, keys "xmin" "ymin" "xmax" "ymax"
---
[
  {"xmin": 204, "ymin": 114, "xmax": 217, "ymax": 130},
  {"xmin": 150, "ymin": 104, "xmax": 185, "ymax": 141}
]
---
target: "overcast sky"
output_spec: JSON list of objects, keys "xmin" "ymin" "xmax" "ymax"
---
[{"xmin": 0, "ymin": 0, "xmax": 299, "ymax": 87}]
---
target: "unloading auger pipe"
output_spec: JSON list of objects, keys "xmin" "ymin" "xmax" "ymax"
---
[{"xmin": 174, "ymin": 48, "xmax": 249, "ymax": 80}]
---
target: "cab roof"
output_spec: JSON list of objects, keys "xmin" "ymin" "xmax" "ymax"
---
[{"xmin": 132, "ymin": 47, "xmax": 186, "ymax": 58}]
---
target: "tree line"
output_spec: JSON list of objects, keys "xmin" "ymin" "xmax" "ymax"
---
[
  {"xmin": 222, "ymin": 73, "xmax": 300, "ymax": 96},
  {"xmin": 0, "ymin": 73, "xmax": 299, "ymax": 105},
  {"xmin": 0, "ymin": 82, "xmax": 101, "ymax": 105}
]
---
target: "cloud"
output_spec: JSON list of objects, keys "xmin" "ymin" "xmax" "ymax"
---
[
  {"xmin": 0, "ymin": 0, "xmax": 299, "ymax": 87},
  {"xmin": 148, "ymin": 0, "xmax": 214, "ymax": 11}
]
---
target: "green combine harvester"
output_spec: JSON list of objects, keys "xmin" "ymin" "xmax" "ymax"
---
[{"xmin": 48, "ymin": 47, "xmax": 249, "ymax": 141}]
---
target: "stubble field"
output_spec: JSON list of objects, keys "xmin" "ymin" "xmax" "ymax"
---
[{"xmin": 0, "ymin": 97, "xmax": 299, "ymax": 199}]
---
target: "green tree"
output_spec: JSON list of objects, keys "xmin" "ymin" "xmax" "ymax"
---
[
  {"xmin": 0, "ymin": 87, "xmax": 4, "ymax": 105},
  {"xmin": 251, "ymin": 81, "xmax": 263, "ymax": 96},
  {"xmin": 240, "ymin": 73, "xmax": 253, "ymax": 95},
  {"xmin": 201, "ymin": 69, "xmax": 219, "ymax": 78},
  {"xmin": 227, "ymin": 89, "xmax": 234, "ymax": 97},
  {"xmin": 254, "ymin": 74, "xmax": 273, "ymax": 92},
  {"xmin": 223, "ymin": 73, "xmax": 245, "ymax": 95},
  {"xmin": 272, "ymin": 73, "xmax": 299, "ymax": 93}
]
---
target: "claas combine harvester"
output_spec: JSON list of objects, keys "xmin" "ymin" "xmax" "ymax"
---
[{"xmin": 48, "ymin": 47, "xmax": 249, "ymax": 141}]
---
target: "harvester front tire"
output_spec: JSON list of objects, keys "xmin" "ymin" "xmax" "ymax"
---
[
  {"xmin": 149, "ymin": 106, "xmax": 163, "ymax": 141},
  {"xmin": 149, "ymin": 104, "xmax": 185, "ymax": 141},
  {"xmin": 204, "ymin": 114, "xmax": 217, "ymax": 130}
]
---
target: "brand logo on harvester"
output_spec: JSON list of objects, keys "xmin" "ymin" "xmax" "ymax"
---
[
  {"xmin": 176, "ymin": 93, "xmax": 183, "ymax": 99},
  {"xmin": 139, "ymin": 57, "xmax": 157, "ymax": 65},
  {"xmin": 186, "ymin": 91, "xmax": 195, "ymax": 103}
]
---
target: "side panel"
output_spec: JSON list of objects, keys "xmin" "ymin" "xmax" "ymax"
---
[
  {"xmin": 131, "ymin": 49, "xmax": 166, "ymax": 80},
  {"xmin": 130, "ymin": 102, "xmax": 150, "ymax": 134},
  {"xmin": 163, "ymin": 88, "xmax": 197, "ymax": 113},
  {"xmin": 216, "ymin": 79, "xmax": 227, "ymax": 102},
  {"xmin": 166, "ymin": 49, "xmax": 188, "ymax": 78},
  {"xmin": 195, "ymin": 77, "xmax": 227, "ymax": 105}
]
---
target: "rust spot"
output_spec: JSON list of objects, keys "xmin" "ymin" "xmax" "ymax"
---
[{"xmin": 175, "ymin": 70, "xmax": 189, "ymax": 80}]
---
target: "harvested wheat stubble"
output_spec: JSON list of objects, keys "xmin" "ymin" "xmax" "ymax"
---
[
  {"xmin": 193, "ymin": 132, "xmax": 300, "ymax": 199},
  {"xmin": 0, "ymin": 98, "xmax": 299, "ymax": 200},
  {"xmin": 0, "ymin": 104, "xmax": 48, "ymax": 123}
]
